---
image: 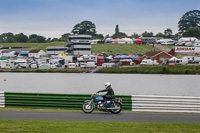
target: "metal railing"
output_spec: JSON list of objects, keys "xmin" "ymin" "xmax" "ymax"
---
[
  {"xmin": 0, "ymin": 91, "xmax": 5, "ymax": 108},
  {"xmin": 132, "ymin": 95, "xmax": 200, "ymax": 113}
]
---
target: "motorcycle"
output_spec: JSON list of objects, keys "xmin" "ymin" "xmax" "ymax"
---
[{"xmin": 82, "ymin": 92, "xmax": 122, "ymax": 114}]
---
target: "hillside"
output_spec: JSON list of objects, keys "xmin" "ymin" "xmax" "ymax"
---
[
  {"xmin": 92, "ymin": 43, "xmax": 157, "ymax": 55},
  {"xmin": 0, "ymin": 42, "xmax": 158, "ymax": 55}
]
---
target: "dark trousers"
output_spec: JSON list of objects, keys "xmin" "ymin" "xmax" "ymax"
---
[{"xmin": 103, "ymin": 95, "xmax": 115, "ymax": 103}]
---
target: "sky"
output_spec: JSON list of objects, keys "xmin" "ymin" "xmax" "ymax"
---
[{"xmin": 0, "ymin": 0, "xmax": 200, "ymax": 38}]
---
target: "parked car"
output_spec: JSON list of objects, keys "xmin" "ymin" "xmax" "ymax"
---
[
  {"xmin": 161, "ymin": 41, "xmax": 176, "ymax": 45},
  {"xmin": 140, "ymin": 59, "xmax": 159, "ymax": 66},
  {"xmin": 102, "ymin": 63, "xmax": 115, "ymax": 68},
  {"xmin": 178, "ymin": 41, "xmax": 187, "ymax": 46},
  {"xmin": 68, "ymin": 63, "xmax": 76, "ymax": 68},
  {"xmin": 80, "ymin": 62, "xmax": 87, "ymax": 68},
  {"xmin": 140, "ymin": 59, "xmax": 153, "ymax": 66},
  {"xmin": 85, "ymin": 62, "xmax": 97, "ymax": 68},
  {"xmin": 30, "ymin": 63, "xmax": 37, "ymax": 69},
  {"xmin": 185, "ymin": 42, "xmax": 193, "ymax": 47},
  {"xmin": 50, "ymin": 64, "xmax": 56, "ymax": 69},
  {"xmin": 193, "ymin": 42, "xmax": 200, "ymax": 47}
]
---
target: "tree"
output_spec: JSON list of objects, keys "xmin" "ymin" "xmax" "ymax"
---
[
  {"xmin": 182, "ymin": 27, "xmax": 200, "ymax": 38},
  {"xmin": 71, "ymin": 20, "xmax": 96, "ymax": 36},
  {"xmin": 104, "ymin": 34, "xmax": 110, "ymax": 39},
  {"xmin": 29, "ymin": 38, "xmax": 38, "ymax": 43},
  {"xmin": 59, "ymin": 33, "xmax": 71, "ymax": 41},
  {"xmin": 0, "ymin": 32, "xmax": 14, "ymax": 42},
  {"xmin": 7, "ymin": 37, "xmax": 15, "ymax": 43},
  {"xmin": 112, "ymin": 24, "xmax": 127, "ymax": 38},
  {"xmin": 178, "ymin": 10, "xmax": 200, "ymax": 33},
  {"xmin": 131, "ymin": 33, "xmax": 140, "ymax": 39},
  {"xmin": 46, "ymin": 38, "xmax": 51, "ymax": 43},
  {"xmin": 164, "ymin": 28, "xmax": 173, "ymax": 38},
  {"xmin": 14, "ymin": 33, "xmax": 28, "ymax": 42},
  {"xmin": 29, "ymin": 34, "xmax": 46, "ymax": 43},
  {"xmin": 142, "ymin": 31, "xmax": 153, "ymax": 37},
  {"xmin": 92, "ymin": 34, "xmax": 104, "ymax": 40},
  {"xmin": 155, "ymin": 32, "xmax": 164, "ymax": 37},
  {"xmin": 115, "ymin": 24, "xmax": 119, "ymax": 33},
  {"xmin": 112, "ymin": 32, "xmax": 127, "ymax": 39},
  {"xmin": 37, "ymin": 36, "xmax": 46, "ymax": 43},
  {"xmin": 51, "ymin": 38, "xmax": 59, "ymax": 42}
]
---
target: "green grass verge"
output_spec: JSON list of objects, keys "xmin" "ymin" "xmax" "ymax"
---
[
  {"xmin": 0, "ymin": 41, "xmax": 66, "ymax": 51},
  {"xmin": 1, "ymin": 42, "xmax": 158, "ymax": 55},
  {"xmin": 0, "ymin": 107, "xmax": 82, "ymax": 112},
  {"xmin": 96, "ymin": 65, "xmax": 200, "ymax": 74},
  {"xmin": 0, "ymin": 68, "xmax": 88, "ymax": 73},
  {"xmin": 92, "ymin": 43, "xmax": 158, "ymax": 55},
  {"xmin": 0, "ymin": 120, "xmax": 199, "ymax": 133}
]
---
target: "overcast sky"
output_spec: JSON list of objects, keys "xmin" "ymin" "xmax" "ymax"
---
[{"xmin": 0, "ymin": 0, "xmax": 200, "ymax": 38}]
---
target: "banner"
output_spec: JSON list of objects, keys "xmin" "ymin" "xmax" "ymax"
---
[{"xmin": 175, "ymin": 47, "xmax": 200, "ymax": 53}]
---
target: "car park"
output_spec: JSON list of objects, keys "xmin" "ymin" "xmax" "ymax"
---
[{"xmin": 161, "ymin": 40, "xmax": 176, "ymax": 45}]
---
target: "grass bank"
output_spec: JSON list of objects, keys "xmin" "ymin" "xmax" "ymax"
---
[
  {"xmin": 0, "ymin": 41, "xmax": 66, "ymax": 51},
  {"xmin": 95, "ymin": 65, "xmax": 200, "ymax": 74},
  {"xmin": 0, "ymin": 120, "xmax": 199, "ymax": 133},
  {"xmin": 92, "ymin": 43, "xmax": 157, "ymax": 55},
  {"xmin": 1, "ymin": 42, "xmax": 158, "ymax": 55},
  {"xmin": 0, "ymin": 68, "xmax": 89, "ymax": 73}
]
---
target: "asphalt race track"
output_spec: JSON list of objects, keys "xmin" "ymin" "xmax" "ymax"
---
[{"xmin": 0, "ymin": 111, "xmax": 200, "ymax": 123}]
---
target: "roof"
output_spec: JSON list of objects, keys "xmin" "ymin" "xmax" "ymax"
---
[
  {"xmin": 144, "ymin": 51, "xmax": 161, "ymax": 57},
  {"xmin": 20, "ymin": 51, "xmax": 29, "ymax": 54},
  {"xmin": 0, "ymin": 56, "xmax": 8, "ymax": 60},
  {"xmin": 29, "ymin": 50, "xmax": 41, "ymax": 53},
  {"xmin": 143, "ymin": 51, "xmax": 173, "ymax": 58}
]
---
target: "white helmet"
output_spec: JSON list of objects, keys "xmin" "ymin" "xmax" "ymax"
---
[{"xmin": 105, "ymin": 82, "xmax": 111, "ymax": 88}]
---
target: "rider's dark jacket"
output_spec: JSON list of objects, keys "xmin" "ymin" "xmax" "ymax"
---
[{"xmin": 98, "ymin": 86, "xmax": 115, "ymax": 99}]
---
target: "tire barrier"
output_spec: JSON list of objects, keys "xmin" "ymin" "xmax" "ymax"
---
[
  {"xmin": 4, "ymin": 92, "xmax": 132, "ymax": 111},
  {"xmin": 0, "ymin": 91, "xmax": 5, "ymax": 108},
  {"xmin": 132, "ymin": 95, "xmax": 200, "ymax": 113}
]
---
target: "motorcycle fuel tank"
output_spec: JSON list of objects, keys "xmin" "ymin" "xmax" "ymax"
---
[{"xmin": 95, "ymin": 97, "xmax": 104, "ymax": 101}]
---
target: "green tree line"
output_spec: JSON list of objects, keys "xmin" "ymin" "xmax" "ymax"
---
[{"xmin": 1, "ymin": 10, "xmax": 200, "ymax": 43}]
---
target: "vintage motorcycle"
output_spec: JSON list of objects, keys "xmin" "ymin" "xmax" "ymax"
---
[{"xmin": 82, "ymin": 93, "xmax": 122, "ymax": 114}]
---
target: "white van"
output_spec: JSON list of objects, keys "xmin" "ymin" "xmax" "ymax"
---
[
  {"xmin": 140, "ymin": 59, "xmax": 153, "ymax": 66},
  {"xmin": 85, "ymin": 62, "xmax": 96, "ymax": 68},
  {"xmin": 68, "ymin": 63, "xmax": 76, "ymax": 68},
  {"xmin": 80, "ymin": 62, "xmax": 87, "ymax": 68}
]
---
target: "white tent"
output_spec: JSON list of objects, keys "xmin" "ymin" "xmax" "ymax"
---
[{"xmin": 122, "ymin": 38, "xmax": 133, "ymax": 44}]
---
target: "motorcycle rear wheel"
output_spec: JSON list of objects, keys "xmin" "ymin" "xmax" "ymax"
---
[
  {"xmin": 82, "ymin": 101, "xmax": 95, "ymax": 113},
  {"xmin": 110, "ymin": 102, "xmax": 122, "ymax": 114}
]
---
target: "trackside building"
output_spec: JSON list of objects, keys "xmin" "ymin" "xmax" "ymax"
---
[{"xmin": 66, "ymin": 35, "xmax": 91, "ymax": 56}]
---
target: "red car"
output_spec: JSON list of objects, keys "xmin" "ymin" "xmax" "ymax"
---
[{"xmin": 134, "ymin": 39, "xmax": 144, "ymax": 44}]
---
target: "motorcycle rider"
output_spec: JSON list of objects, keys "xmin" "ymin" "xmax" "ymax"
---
[{"xmin": 97, "ymin": 82, "xmax": 115, "ymax": 107}]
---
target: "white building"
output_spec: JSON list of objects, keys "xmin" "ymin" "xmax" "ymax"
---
[
  {"xmin": 28, "ymin": 50, "xmax": 47, "ymax": 58},
  {"xmin": 67, "ymin": 35, "xmax": 91, "ymax": 55},
  {"xmin": 46, "ymin": 46, "xmax": 67, "ymax": 56}
]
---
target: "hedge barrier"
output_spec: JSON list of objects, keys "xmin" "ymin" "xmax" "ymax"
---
[{"xmin": 4, "ymin": 92, "xmax": 132, "ymax": 111}]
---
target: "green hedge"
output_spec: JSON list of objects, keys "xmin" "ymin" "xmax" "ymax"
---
[
  {"xmin": 5, "ymin": 92, "xmax": 132, "ymax": 111},
  {"xmin": 95, "ymin": 65, "xmax": 200, "ymax": 74}
]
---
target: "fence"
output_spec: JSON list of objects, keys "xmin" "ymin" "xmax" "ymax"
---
[
  {"xmin": 132, "ymin": 95, "xmax": 200, "ymax": 113},
  {"xmin": 3, "ymin": 92, "xmax": 200, "ymax": 113},
  {"xmin": 0, "ymin": 91, "xmax": 5, "ymax": 108},
  {"xmin": 4, "ymin": 92, "xmax": 132, "ymax": 111}
]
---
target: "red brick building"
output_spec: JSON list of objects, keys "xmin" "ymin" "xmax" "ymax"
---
[{"xmin": 141, "ymin": 51, "xmax": 173, "ymax": 64}]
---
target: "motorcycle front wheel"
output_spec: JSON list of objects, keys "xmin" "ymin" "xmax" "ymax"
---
[
  {"xmin": 82, "ymin": 101, "xmax": 95, "ymax": 113},
  {"xmin": 110, "ymin": 102, "xmax": 122, "ymax": 114}
]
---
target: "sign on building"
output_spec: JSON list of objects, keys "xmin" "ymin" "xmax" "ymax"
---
[{"xmin": 175, "ymin": 47, "xmax": 200, "ymax": 53}]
